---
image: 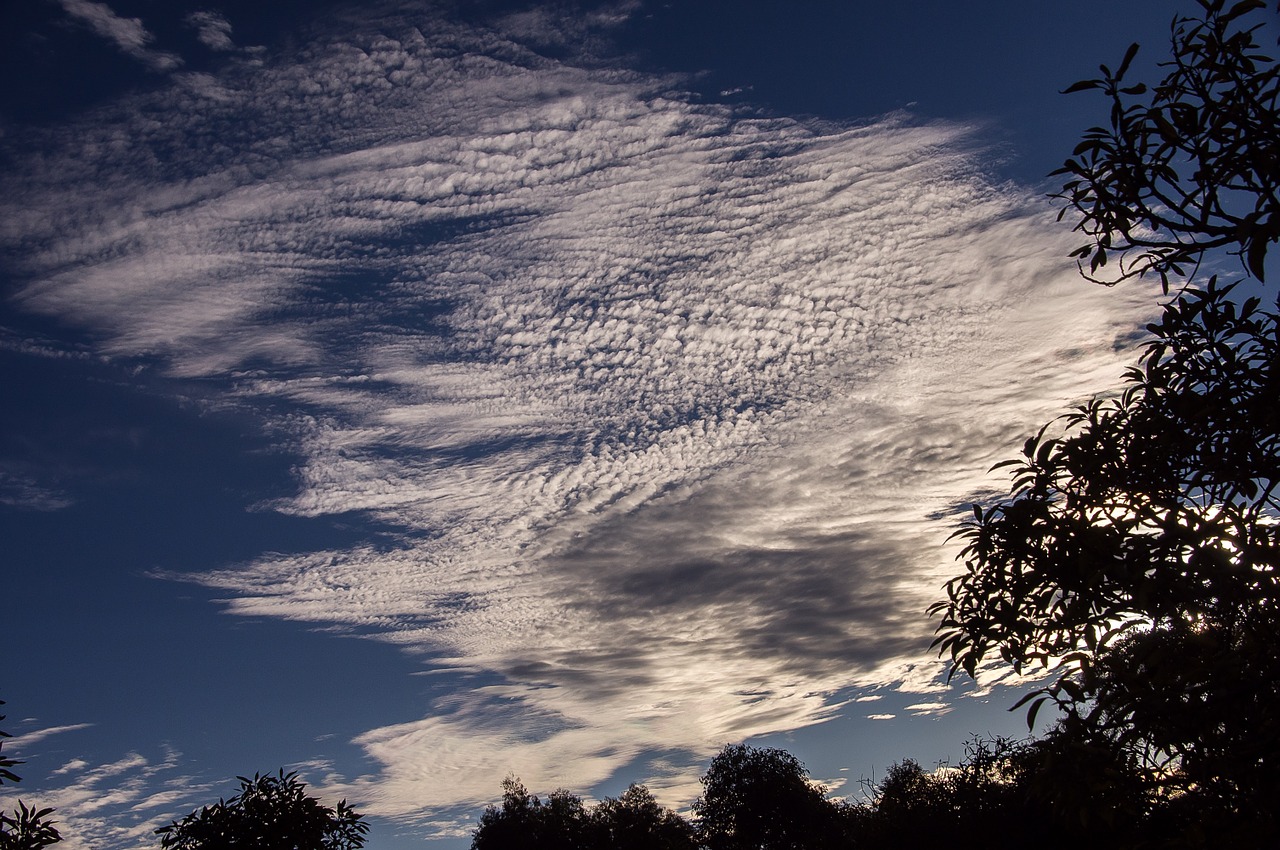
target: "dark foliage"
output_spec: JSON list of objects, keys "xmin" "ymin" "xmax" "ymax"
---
[
  {"xmin": 0, "ymin": 701, "xmax": 61, "ymax": 850},
  {"xmin": 0, "ymin": 704, "xmax": 21, "ymax": 787},
  {"xmin": 934, "ymin": 0, "xmax": 1280, "ymax": 841},
  {"xmin": 933, "ymin": 279, "xmax": 1280, "ymax": 834},
  {"xmin": 0, "ymin": 803, "xmax": 63, "ymax": 850},
  {"xmin": 857, "ymin": 736, "xmax": 1153, "ymax": 850},
  {"xmin": 933, "ymin": 282, "xmax": 1279, "ymax": 676},
  {"xmin": 471, "ymin": 746, "xmax": 854, "ymax": 850},
  {"xmin": 471, "ymin": 777, "xmax": 694, "ymax": 850},
  {"xmin": 1051, "ymin": 0, "xmax": 1279, "ymax": 287},
  {"xmin": 589, "ymin": 785, "xmax": 697, "ymax": 850},
  {"xmin": 154, "ymin": 771, "xmax": 367, "ymax": 850},
  {"xmin": 692, "ymin": 745, "xmax": 847, "ymax": 850},
  {"xmin": 471, "ymin": 778, "xmax": 589, "ymax": 850},
  {"xmin": 469, "ymin": 740, "xmax": 1172, "ymax": 850}
]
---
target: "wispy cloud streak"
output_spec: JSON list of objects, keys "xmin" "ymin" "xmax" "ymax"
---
[
  {"xmin": 0, "ymin": 750, "xmax": 206, "ymax": 850},
  {"xmin": 5, "ymin": 724, "xmax": 94, "ymax": 748}
]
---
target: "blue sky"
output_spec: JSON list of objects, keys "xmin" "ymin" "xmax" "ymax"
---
[{"xmin": 0, "ymin": 1, "xmax": 1222, "ymax": 847}]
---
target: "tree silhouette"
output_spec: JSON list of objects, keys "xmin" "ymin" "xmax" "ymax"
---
[
  {"xmin": 0, "ymin": 701, "xmax": 61, "ymax": 850},
  {"xmin": 471, "ymin": 778, "xmax": 694, "ymax": 850},
  {"xmin": 693, "ymin": 744, "xmax": 845, "ymax": 850},
  {"xmin": 470, "ymin": 778, "xmax": 589, "ymax": 850},
  {"xmin": 936, "ymin": 215, "xmax": 1280, "ymax": 841},
  {"xmin": 856, "ymin": 737, "xmax": 1150, "ymax": 850},
  {"xmin": 0, "ymin": 802, "xmax": 63, "ymax": 850},
  {"xmin": 0, "ymin": 704, "xmax": 21, "ymax": 787},
  {"xmin": 588, "ymin": 785, "xmax": 696, "ymax": 850},
  {"xmin": 933, "ymin": 0, "xmax": 1280, "ymax": 838},
  {"xmin": 1052, "ymin": 0, "xmax": 1279, "ymax": 286},
  {"xmin": 155, "ymin": 771, "xmax": 367, "ymax": 850}
]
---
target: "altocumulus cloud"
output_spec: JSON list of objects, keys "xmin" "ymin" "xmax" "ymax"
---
[
  {"xmin": 1, "ymin": 741, "xmax": 208, "ymax": 850},
  {"xmin": 2, "ymin": 0, "xmax": 1155, "ymax": 835}
]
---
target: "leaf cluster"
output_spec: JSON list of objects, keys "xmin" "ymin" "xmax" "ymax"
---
[
  {"xmin": 472, "ymin": 746, "xmax": 871, "ymax": 850},
  {"xmin": 934, "ymin": 0, "xmax": 1280, "ymax": 832},
  {"xmin": 0, "ymin": 702, "xmax": 61, "ymax": 850},
  {"xmin": 931, "ymin": 279, "xmax": 1280, "ymax": 813},
  {"xmin": 471, "ymin": 777, "xmax": 695, "ymax": 850},
  {"xmin": 471, "ymin": 740, "xmax": 1214, "ymax": 850},
  {"xmin": 154, "ymin": 771, "xmax": 367, "ymax": 850},
  {"xmin": 692, "ymin": 744, "xmax": 846, "ymax": 850},
  {"xmin": 1052, "ymin": 0, "xmax": 1279, "ymax": 287},
  {"xmin": 857, "ymin": 736, "xmax": 1151, "ymax": 849},
  {"xmin": 0, "ymin": 803, "xmax": 62, "ymax": 850},
  {"xmin": 933, "ymin": 280, "xmax": 1279, "ymax": 680},
  {"xmin": 0, "ymin": 704, "xmax": 21, "ymax": 787}
]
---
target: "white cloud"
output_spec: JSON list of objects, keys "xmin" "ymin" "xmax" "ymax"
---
[
  {"xmin": 0, "ymin": 750, "xmax": 206, "ymax": 850},
  {"xmin": 2, "ymin": 0, "xmax": 1160, "ymax": 838},
  {"xmin": 6, "ymin": 724, "xmax": 94, "ymax": 748},
  {"xmin": 52, "ymin": 759, "xmax": 90, "ymax": 776},
  {"xmin": 904, "ymin": 703, "xmax": 953, "ymax": 717},
  {"xmin": 55, "ymin": 0, "xmax": 182, "ymax": 72},
  {"xmin": 0, "ymin": 470, "xmax": 74, "ymax": 511},
  {"xmin": 185, "ymin": 10, "xmax": 235, "ymax": 52}
]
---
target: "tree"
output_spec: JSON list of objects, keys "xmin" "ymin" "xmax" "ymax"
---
[
  {"xmin": 693, "ymin": 744, "xmax": 845, "ymax": 850},
  {"xmin": 933, "ymin": 282, "xmax": 1279, "ymax": 677},
  {"xmin": 1052, "ymin": 0, "xmax": 1279, "ymax": 287},
  {"xmin": 588, "ymin": 785, "xmax": 696, "ymax": 850},
  {"xmin": 0, "ymin": 803, "xmax": 63, "ymax": 850},
  {"xmin": 471, "ymin": 778, "xmax": 694, "ymax": 850},
  {"xmin": 0, "ymin": 701, "xmax": 61, "ymax": 850},
  {"xmin": 470, "ymin": 778, "xmax": 590, "ymax": 850},
  {"xmin": 855, "ymin": 737, "xmax": 1149, "ymax": 850},
  {"xmin": 934, "ymin": 279, "xmax": 1280, "ymax": 828},
  {"xmin": 154, "ymin": 770, "xmax": 367, "ymax": 850},
  {"xmin": 931, "ymin": 0, "xmax": 1280, "ymax": 838}
]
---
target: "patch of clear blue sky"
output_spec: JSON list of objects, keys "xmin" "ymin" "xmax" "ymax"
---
[
  {"xmin": 0, "ymin": 344, "xmax": 436, "ymax": 761},
  {"xmin": 620, "ymin": 0, "xmax": 1187, "ymax": 185}
]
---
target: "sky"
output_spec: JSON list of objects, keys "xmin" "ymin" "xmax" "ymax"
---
[{"xmin": 0, "ymin": 1, "xmax": 1234, "ymax": 847}]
